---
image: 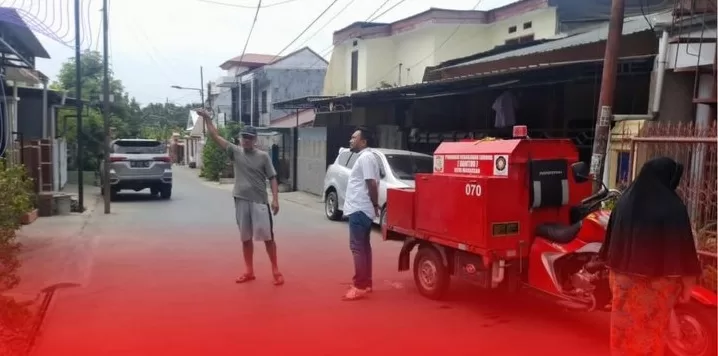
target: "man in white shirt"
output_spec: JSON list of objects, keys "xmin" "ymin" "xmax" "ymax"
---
[{"xmin": 342, "ymin": 127, "xmax": 381, "ymax": 301}]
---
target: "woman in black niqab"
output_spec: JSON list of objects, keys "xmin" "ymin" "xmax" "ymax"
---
[{"xmin": 599, "ymin": 156, "xmax": 701, "ymax": 355}]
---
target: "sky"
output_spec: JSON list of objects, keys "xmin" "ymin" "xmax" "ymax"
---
[{"xmin": 16, "ymin": 0, "xmax": 516, "ymax": 106}]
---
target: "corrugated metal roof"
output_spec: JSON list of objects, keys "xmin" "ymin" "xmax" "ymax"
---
[
  {"xmin": 351, "ymin": 54, "xmax": 654, "ymax": 97},
  {"xmin": 227, "ymin": 53, "xmax": 276, "ymax": 64},
  {"xmin": 445, "ymin": 11, "xmax": 672, "ymax": 70},
  {"xmin": 270, "ymin": 109, "xmax": 315, "ymax": 128}
]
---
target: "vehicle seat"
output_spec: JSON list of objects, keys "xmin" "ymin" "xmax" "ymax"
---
[
  {"xmin": 535, "ymin": 222, "xmax": 582, "ymax": 244},
  {"xmin": 528, "ymin": 159, "xmax": 569, "ymax": 209},
  {"xmin": 530, "ymin": 159, "xmax": 577, "ymax": 244}
]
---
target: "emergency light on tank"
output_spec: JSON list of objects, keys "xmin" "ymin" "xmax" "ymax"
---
[{"xmin": 512, "ymin": 125, "xmax": 528, "ymax": 138}]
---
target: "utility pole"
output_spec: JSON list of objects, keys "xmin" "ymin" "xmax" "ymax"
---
[
  {"xmin": 589, "ymin": 0, "xmax": 626, "ymax": 191},
  {"xmin": 75, "ymin": 0, "xmax": 84, "ymax": 211},
  {"xmin": 207, "ymin": 82, "xmax": 213, "ymax": 109},
  {"xmin": 200, "ymin": 66, "xmax": 205, "ymax": 135},
  {"xmin": 102, "ymin": 0, "xmax": 111, "ymax": 214}
]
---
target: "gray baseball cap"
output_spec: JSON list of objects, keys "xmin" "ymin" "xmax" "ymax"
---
[{"xmin": 241, "ymin": 126, "xmax": 257, "ymax": 137}]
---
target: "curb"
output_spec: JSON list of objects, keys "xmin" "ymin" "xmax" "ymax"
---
[{"xmin": 280, "ymin": 195, "xmax": 323, "ymax": 212}]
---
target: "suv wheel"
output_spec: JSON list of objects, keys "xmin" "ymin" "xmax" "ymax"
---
[{"xmin": 160, "ymin": 185, "xmax": 172, "ymax": 200}]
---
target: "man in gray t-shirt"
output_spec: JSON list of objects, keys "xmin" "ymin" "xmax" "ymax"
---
[{"xmin": 196, "ymin": 109, "xmax": 283, "ymax": 286}]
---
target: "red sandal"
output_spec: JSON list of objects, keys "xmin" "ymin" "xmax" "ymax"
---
[
  {"xmin": 273, "ymin": 273, "xmax": 285, "ymax": 286},
  {"xmin": 236, "ymin": 273, "xmax": 256, "ymax": 284}
]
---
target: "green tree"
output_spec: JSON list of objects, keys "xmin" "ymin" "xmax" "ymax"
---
[
  {"xmin": 0, "ymin": 159, "xmax": 34, "ymax": 354},
  {"xmin": 201, "ymin": 121, "xmax": 242, "ymax": 181},
  {"xmin": 53, "ymin": 50, "xmax": 140, "ymax": 170}
]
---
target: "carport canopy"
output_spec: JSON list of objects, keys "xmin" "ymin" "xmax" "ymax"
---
[{"xmin": 273, "ymin": 95, "xmax": 334, "ymax": 111}]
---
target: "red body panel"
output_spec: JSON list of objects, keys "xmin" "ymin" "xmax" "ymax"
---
[
  {"xmin": 691, "ymin": 285, "xmax": 718, "ymax": 307},
  {"xmin": 385, "ymin": 138, "xmax": 589, "ymax": 262},
  {"xmin": 385, "ymin": 188, "xmax": 415, "ymax": 233},
  {"xmin": 528, "ymin": 213, "xmax": 610, "ymax": 295},
  {"xmin": 384, "ymin": 136, "xmax": 717, "ymax": 308}
]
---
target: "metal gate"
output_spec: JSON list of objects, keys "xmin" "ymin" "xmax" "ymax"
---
[
  {"xmin": 297, "ymin": 127, "xmax": 327, "ymax": 196},
  {"xmin": 325, "ymin": 126, "xmax": 356, "ymax": 168},
  {"xmin": 256, "ymin": 127, "xmax": 294, "ymax": 186},
  {"xmin": 295, "ymin": 125, "xmax": 364, "ymax": 196}
]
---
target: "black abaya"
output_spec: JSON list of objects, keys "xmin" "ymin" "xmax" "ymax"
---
[{"xmin": 598, "ymin": 156, "xmax": 702, "ymax": 277}]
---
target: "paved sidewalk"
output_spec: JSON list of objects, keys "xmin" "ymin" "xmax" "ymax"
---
[
  {"xmin": 8, "ymin": 185, "xmax": 102, "ymax": 301},
  {"xmin": 278, "ymin": 191, "xmax": 323, "ymax": 211}
]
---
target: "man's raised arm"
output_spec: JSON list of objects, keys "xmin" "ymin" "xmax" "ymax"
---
[{"xmin": 196, "ymin": 109, "xmax": 230, "ymax": 150}]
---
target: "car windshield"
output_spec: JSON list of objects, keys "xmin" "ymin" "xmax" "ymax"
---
[
  {"xmin": 385, "ymin": 154, "xmax": 433, "ymax": 180},
  {"xmin": 113, "ymin": 140, "xmax": 165, "ymax": 154}
]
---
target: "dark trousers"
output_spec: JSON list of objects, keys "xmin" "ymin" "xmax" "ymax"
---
[{"xmin": 348, "ymin": 211, "xmax": 373, "ymax": 289}]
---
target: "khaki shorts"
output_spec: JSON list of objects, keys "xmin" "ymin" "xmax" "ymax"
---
[{"xmin": 234, "ymin": 198, "xmax": 274, "ymax": 242}]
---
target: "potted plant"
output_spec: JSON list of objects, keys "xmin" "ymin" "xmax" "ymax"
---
[
  {"xmin": 0, "ymin": 159, "xmax": 34, "ymax": 352},
  {"xmin": 0, "ymin": 158, "xmax": 34, "ymax": 271}
]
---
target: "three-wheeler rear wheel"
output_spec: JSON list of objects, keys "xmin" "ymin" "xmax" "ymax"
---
[
  {"xmin": 666, "ymin": 302, "xmax": 717, "ymax": 356},
  {"xmin": 413, "ymin": 246, "xmax": 450, "ymax": 300}
]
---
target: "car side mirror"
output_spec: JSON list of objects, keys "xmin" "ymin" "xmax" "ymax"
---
[{"xmin": 571, "ymin": 162, "xmax": 590, "ymax": 183}]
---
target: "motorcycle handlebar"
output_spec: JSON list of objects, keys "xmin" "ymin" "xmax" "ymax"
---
[
  {"xmin": 580, "ymin": 186, "xmax": 609, "ymax": 205},
  {"xmin": 577, "ymin": 187, "xmax": 622, "ymax": 218}
]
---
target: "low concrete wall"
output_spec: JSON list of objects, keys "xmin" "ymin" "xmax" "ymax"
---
[{"xmin": 65, "ymin": 171, "xmax": 98, "ymax": 186}]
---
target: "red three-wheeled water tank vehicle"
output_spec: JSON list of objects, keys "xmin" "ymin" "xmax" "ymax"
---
[{"xmin": 382, "ymin": 126, "xmax": 717, "ymax": 356}]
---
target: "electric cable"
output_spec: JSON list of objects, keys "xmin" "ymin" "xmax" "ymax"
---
[
  {"xmin": 292, "ymin": 0, "xmax": 356, "ymax": 51},
  {"xmin": 367, "ymin": 0, "xmax": 484, "ymax": 89},
  {"xmin": 364, "ymin": 0, "xmax": 391, "ymax": 22},
  {"xmin": 197, "ymin": 0, "xmax": 297, "ymax": 9},
  {"xmin": 237, "ymin": 0, "xmax": 263, "ymax": 73},
  {"xmin": 265, "ymin": 0, "xmax": 403, "ymax": 118},
  {"xmin": 94, "ymin": 3, "xmax": 101, "ymax": 51},
  {"xmin": 367, "ymin": 0, "xmax": 406, "ymax": 22},
  {"xmin": 132, "ymin": 14, "xmax": 184, "ymax": 76},
  {"xmin": 259, "ymin": 0, "xmax": 357, "ymax": 118},
  {"xmin": 405, "ymin": 0, "xmax": 485, "ymax": 70},
  {"xmin": 300, "ymin": 0, "xmax": 412, "ymax": 73},
  {"xmin": 0, "ymin": 0, "xmax": 95, "ymax": 49},
  {"xmin": 282, "ymin": 0, "xmax": 391, "ymax": 84},
  {"xmin": 113, "ymin": 9, "xmax": 176, "ymax": 83},
  {"xmin": 82, "ymin": 0, "xmax": 94, "ymax": 50},
  {"xmin": 268, "ymin": 0, "xmax": 340, "ymax": 62},
  {"xmin": 59, "ymin": 0, "xmax": 72, "ymax": 41},
  {"xmin": 0, "ymin": 7, "xmax": 69, "ymax": 46},
  {"xmin": 231, "ymin": 0, "xmax": 262, "ymax": 117}
]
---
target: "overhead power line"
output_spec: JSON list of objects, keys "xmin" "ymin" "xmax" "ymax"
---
[
  {"xmin": 279, "ymin": 0, "xmax": 409, "ymax": 94},
  {"xmin": 292, "ymin": 0, "xmax": 356, "ymax": 51},
  {"xmin": 406, "ymin": 0, "xmax": 484, "ymax": 70},
  {"xmin": 269, "ymin": 0, "xmax": 340, "ymax": 61},
  {"xmin": 197, "ymin": 0, "xmax": 297, "ymax": 8},
  {"xmin": 231, "ymin": 0, "xmax": 263, "ymax": 102},
  {"xmin": 272, "ymin": 0, "xmax": 357, "ymax": 95},
  {"xmin": 368, "ymin": 0, "xmax": 406, "ymax": 22},
  {"xmin": 367, "ymin": 0, "xmax": 484, "ymax": 89},
  {"xmin": 364, "ymin": 0, "xmax": 391, "ymax": 22},
  {"xmin": 232, "ymin": 0, "xmax": 262, "ymax": 119},
  {"xmin": 238, "ymin": 0, "xmax": 263, "ymax": 66}
]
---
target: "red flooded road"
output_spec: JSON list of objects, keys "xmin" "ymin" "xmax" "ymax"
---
[{"xmin": 31, "ymin": 169, "xmax": 609, "ymax": 356}]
